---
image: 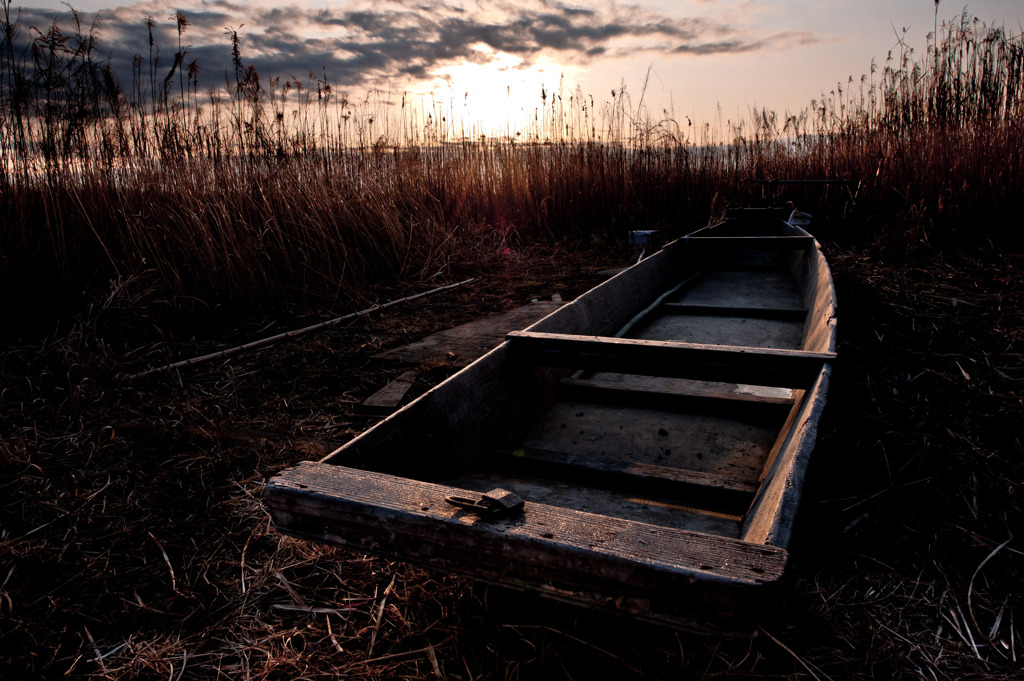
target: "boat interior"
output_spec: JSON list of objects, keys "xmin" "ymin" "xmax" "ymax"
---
[{"xmin": 322, "ymin": 209, "xmax": 837, "ymax": 547}]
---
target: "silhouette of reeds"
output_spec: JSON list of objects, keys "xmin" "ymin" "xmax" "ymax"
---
[{"xmin": 1, "ymin": 5, "xmax": 1022, "ymax": 327}]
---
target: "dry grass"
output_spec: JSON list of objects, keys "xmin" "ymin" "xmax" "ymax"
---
[
  {"xmin": 1, "ymin": 241, "xmax": 1021, "ymax": 680},
  {"xmin": 781, "ymin": 247, "xmax": 1023, "ymax": 680},
  {"xmin": 2, "ymin": 8, "xmax": 1023, "ymax": 335}
]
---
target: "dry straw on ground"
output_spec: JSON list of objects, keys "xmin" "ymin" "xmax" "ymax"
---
[{"xmin": 1, "ymin": 242, "xmax": 1021, "ymax": 680}]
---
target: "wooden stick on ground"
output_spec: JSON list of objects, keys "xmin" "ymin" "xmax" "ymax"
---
[{"xmin": 125, "ymin": 278, "xmax": 476, "ymax": 380}]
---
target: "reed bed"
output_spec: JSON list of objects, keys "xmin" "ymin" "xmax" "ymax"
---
[{"xmin": 2, "ymin": 6, "xmax": 1023, "ymax": 335}]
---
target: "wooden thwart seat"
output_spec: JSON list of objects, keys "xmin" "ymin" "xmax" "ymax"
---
[
  {"xmin": 507, "ymin": 331, "xmax": 835, "ymax": 389},
  {"xmin": 684, "ymin": 235, "xmax": 815, "ymax": 251},
  {"xmin": 660, "ymin": 302, "xmax": 808, "ymax": 322},
  {"xmin": 688, "ymin": 236, "xmax": 815, "ymax": 251},
  {"xmin": 498, "ymin": 445, "xmax": 758, "ymax": 515},
  {"xmin": 557, "ymin": 376, "xmax": 794, "ymax": 407}
]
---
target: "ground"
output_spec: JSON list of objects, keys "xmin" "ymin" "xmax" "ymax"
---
[{"xmin": 1, "ymin": 237, "xmax": 1022, "ymax": 680}]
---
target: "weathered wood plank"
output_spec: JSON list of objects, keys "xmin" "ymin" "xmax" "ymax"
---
[
  {"xmin": 702, "ymin": 262, "xmax": 797, "ymax": 272},
  {"xmin": 525, "ymin": 238, "xmax": 696, "ymax": 338},
  {"xmin": 758, "ymin": 389, "xmax": 807, "ymax": 483},
  {"xmin": 441, "ymin": 471, "xmax": 743, "ymax": 536},
  {"xmin": 693, "ymin": 215, "xmax": 800, "ymax": 237},
  {"xmin": 322, "ymin": 344, "xmax": 562, "ymax": 472},
  {"xmin": 635, "ymin": 314, "xmax": 805, "ymax": 351},
  {"xmin": 558, "ymin": 376, "xmax": 795, "ymax": 407},
  {"xmin": 496, "ymin": 445, "xmax": 758, "ymax": 514},
  {"xmin": 357, "ymin": 369, "xmax": 419, "ymax": 415},
  {"xmin": 685, "ymin": 236, "xmax": 814, "ymax": 251},
  {"xmin": 668, "ymin": 270, "xmax": 801, "ymax": 309},
  {"xmin": 521, "ymin": 399, "xmax": 775, "ymax": 486},
  {"xmin": 268, "ymin": 461, "xmax": 789, "ymax": 634},
  {"xmin": 373, "ymin": 301, "xmax": 564, "ymax": 366},
  {"xmin": 803, "ymin": 245, "xmax": 839, "ymax": 354},
  {"xmin": 507, "ymin": 331, "xmax": 835, "ymax": 388},
  {"xmin": 742, "ymin": 367, "xmax": 831, "ymax": 547},
  {"xmin": 660, "ymin": 303, "xmax": 808, "ymax": 322}
]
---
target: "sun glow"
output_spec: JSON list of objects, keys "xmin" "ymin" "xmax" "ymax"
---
[{"xmin": 425, "ymin": 43, "xmax": 572, "ymax": 138}]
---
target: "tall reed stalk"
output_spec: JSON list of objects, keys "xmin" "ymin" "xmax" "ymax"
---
[{"xmin": 1, "ymin": 7, "xmax": 1022, "ymax": 331}]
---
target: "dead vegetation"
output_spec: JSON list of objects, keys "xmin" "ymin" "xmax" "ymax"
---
[
  {"xmin": 1, "ymin": 237, "xmax": 1022, "ymax": 680},
  {"xmin": 2, "ymin": 7, "xmax": 1024, "ymax": 335}
]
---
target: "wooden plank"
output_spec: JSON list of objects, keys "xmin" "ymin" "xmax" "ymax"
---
[
  {"xmin": 357, "ymin": 369, "xmax": 419, "ymax": 415},
  {"xmin": 373, "ymin": 301, "xmax": 564, "ymax": 366},
  {"xmin": 520, "ymin": 399, "xmax": 776, "ymax": 486},
  {"xmin": 442, "ymin": 471, "xmax": 743, "ymax": 536},
  {"xmin": 741, "ymin": 366, "xmax": 831, "ymax": 548},
  {"xmin": 685, "ymin": 236, "xmax": 814, "ymax": 251},
  {"xmin": 613, "ymin": 272, "xmax": 702, "ymax": 339},
  {"xmin": 758, "ymin": 389, "xmax": 807, "ymax": 482},
  {"xmin": 636, "ymin": 315, "xmax": 805, "ymax": 351},
  {"xmin": 506, "ymin": 331, "xmax": 835, "ymax": 388},
  {"xmin": 724, "ymin": 206, "xmax": 793, "ymax": 219},
  {"xmin": 558, "ymin": 376, "xmax": 795, "ymax": 407},
  {"xmin": 268, "ymin": 461, "xmax": 789, "ymax": 635},
  {"xmin": 702, "ymin": 263, "xmax": 795, "ymax": 273},
  {"xmin": 802, "ymin": 245, "xmax": 839, "ymax": 354},
  {"xmin": 691, "ymin": 216, "xmax": 800, "ymax": 237},
  {"xmin": 497, "ymin": 445, "xmax": 758, "ymax": 515},
  {"xmin": 323, "ymin": 343, "xmax": 562, "ymax": 470},
  {"xmin": 525, "ymin": 239, "xmax": 693, "ymax": 338},
  {"xmin": 661, "ymin": 303, "xmax": 808, "ymax": 322},
  {"xmin": 669, "ymin": 270, "xmax": 802, "ymax": 309}
]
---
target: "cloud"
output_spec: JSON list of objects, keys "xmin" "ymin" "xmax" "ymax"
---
[
  {"xmin": 9, "ymin": 0, "xmax": 820, "ymax": 94},
  {"xmin": 672, "ymin": 32, "xmax": 817, "ymax": 55}
]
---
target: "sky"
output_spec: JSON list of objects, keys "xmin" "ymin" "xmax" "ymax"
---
[{"xmin": 8, "ymin": 0, "xmax": 1024, "ymax": 137}]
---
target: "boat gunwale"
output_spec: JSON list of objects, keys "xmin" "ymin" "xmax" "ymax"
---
[{"xmin": 267, "ymin": 459, "xmax": 789, "ymax": 634}]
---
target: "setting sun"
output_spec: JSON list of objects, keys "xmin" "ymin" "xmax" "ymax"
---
[{"xmin": 426, "ymin": 43, "xmax": 571, "ymax": 138}]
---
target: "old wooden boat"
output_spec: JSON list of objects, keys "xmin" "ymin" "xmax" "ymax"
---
[{"xmin": 267, "ymin": 207, "xmax": 837, "ymax": 635}]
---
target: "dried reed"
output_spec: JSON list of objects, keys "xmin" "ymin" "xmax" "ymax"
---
[{"xmin": 2, "ymin": 7, "xmax": 1023, "ymax": 334}]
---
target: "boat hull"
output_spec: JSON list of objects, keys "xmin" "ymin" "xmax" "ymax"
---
[{"xmin": 267, "ymin": 208, "xmax": 837, "ymax": 635}]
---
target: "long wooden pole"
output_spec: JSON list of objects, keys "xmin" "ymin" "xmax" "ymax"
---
[{"xmin": 125, "ymin": 278, "xmax": 476, "ymax": 380}]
